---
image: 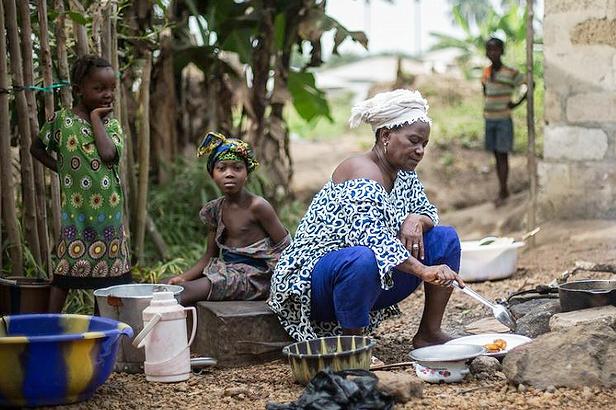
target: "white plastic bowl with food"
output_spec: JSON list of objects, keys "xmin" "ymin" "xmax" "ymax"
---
[
  {"xmin": 459, "ymin": 237, "xmax": 525, "ymax": 282},
  {"xmin": 444, "ymin": 333, "xmax": 532, "ymax": 358}
]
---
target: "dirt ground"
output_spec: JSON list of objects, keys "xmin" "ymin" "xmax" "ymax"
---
[{"xmin": 59, "ymin": 138, "xmax": 616, "ymax": 410}]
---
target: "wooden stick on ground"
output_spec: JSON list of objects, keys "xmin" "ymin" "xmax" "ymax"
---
[
  {"xmin": 18, "ymin": 0, "xmax": 51, "ymax": 275},
  {"xmin": 5, "ymin": 0, "xmax": 41, "ymax": 266},
  {"xmin": 0, "ymin": 0, "xmax": 22, "ymax": 274},
  {"xmin": 37, "ymin": 0, "xmax": 62, "ymax": 245}
]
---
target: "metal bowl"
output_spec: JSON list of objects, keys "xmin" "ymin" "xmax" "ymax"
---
[
  {"xmin": 410, "ymin": 343, "xmax": 485, "ymax": 362},
  {"xmin": 282, "ymin": 335, "xmax": 375, "ymax": 385},
  {"xmin": 410, "ymin": 344, "xmax": 486, "ymax": 383}
]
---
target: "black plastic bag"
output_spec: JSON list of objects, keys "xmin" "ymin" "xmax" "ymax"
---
[{"xmin": 266, "ymin": 369, "xmax": 394, "ymax": 410}]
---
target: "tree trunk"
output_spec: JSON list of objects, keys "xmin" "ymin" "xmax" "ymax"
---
[
  {"xmin": 19, "ymin": 0, "xmax": 51, "ymax": 274},
  {"xmin": 37, "ymin": 0, "xmax": 62, "ymax": 246},
  {"xmin": 247, "ymin": 0, "xmax": 274, "ymax": 146},
  {"xmin": 68, "ymin": 0, "xmax": 89, "ymax": 56},
  {"xmin": 150, "ymin": 28, "xmax": 176, "ymax": 184},
  {"xmin": 55, "ymin": 0, "xmax": 73, "ymax": 109},
  {"xmin": 5, "ymin": 0, "xmax": 41, "ymax": 266},
  {"xmin": 134, "ymin": 52, "xmax": 152, "ymax": 263},
  {"xmin": 0, "ymin": 0, "xmax": 22, "ymax": 274}
]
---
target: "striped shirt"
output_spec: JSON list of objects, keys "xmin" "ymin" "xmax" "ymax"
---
[{"xmin": 481, "ymin": 65, "xmax": 525, "ymax": 120}]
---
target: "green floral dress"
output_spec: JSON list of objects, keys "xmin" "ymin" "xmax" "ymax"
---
[{"xmin": 39, "ymin": 109, "xmax": 131, "ymax": 289}]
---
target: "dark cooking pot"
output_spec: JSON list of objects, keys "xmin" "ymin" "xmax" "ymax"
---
[{"xmin": 558, "ymin": 280, "xmax": 616, "ymax": 312}]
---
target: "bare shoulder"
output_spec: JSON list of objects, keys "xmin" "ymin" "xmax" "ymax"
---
[
  {"xmin": 249, "ymin": 195, "xmax": 276, "ymax": 217},
  {"xmin": 332, "ymin": 154, "xmax": 386, "ymax": 186}
]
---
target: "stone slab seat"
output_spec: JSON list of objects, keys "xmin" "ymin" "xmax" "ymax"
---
[{"xmin": 192, "ymin": 301, "xmax": 293, "ymax": 367}]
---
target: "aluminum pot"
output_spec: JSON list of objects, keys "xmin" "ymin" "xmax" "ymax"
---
[
  {"xmin": 93, "ymin": 284, "xmax": 183, "ymax": 373},
  {"xmin": 558, "ymin": 280, "xmax": 616, "ymax": 312}
]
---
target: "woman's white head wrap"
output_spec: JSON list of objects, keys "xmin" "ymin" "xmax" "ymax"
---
[{"xmin": 348, "ymin": 89, "xmax": 432, "ymax": 132}]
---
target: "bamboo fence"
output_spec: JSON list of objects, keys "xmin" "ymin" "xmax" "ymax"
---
[{"xmin": 0, "ymin": 1, "xmax": 157, "ymax": 276}]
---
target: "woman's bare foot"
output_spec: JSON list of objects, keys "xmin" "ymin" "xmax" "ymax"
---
[{"xmin": 411, "ymin": 329, "xmax": 454, "ymax": 349}]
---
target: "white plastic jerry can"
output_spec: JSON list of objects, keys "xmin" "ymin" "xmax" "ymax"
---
[{"xmin": 132, "ymin": 291, "xmax": 197, "ymax": 382}]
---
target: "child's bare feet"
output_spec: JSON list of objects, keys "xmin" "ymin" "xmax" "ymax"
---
[{"xmin": 494, "ymin": 191, "xmax": 510, "ymax": 208}]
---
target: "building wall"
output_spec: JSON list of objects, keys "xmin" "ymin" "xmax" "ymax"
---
[{"xmin": 541, "ymin": 0, "xmax": 616, "ymax": 218}]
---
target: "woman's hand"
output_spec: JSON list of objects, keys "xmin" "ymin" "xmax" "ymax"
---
[
  {"xmin": 400, "ymin": 214, "xmax": 425, "ymax": 260},
  {"xmin": 166, "ymin": 275, "xmax": 186, "ymax": 286},
  {"xmin": 420, "ymin": 264, "xmax": 465, "ymax": 287}
]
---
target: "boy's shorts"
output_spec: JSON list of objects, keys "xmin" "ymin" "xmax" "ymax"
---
[{"xmin": 485, "ymin": 118, "xmax": 513, "ymax": 153}]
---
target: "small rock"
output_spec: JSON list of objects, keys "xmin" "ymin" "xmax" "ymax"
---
[
  {"xmin": 470, "ymin": 356, "xmax": 502, "ymax": 375},
  {"xmin": 582, "ymin": 386, "xmax": 593, "ymax": 400},
  {"xmin": 475, "ymin": 372, "xmax": 487, "ymax": 380},
  {"xmin": 494, "ymin": 371, "xmax": 507, "ymax": 380},
  {"xmin": 174, "ymin": 383, "xmax": 188, "ymax": 392},
  {"xmin": 237, "ymin": 393, "xmax": 245, "ymax": 400},
  {"xmin": 515, "ymin": 300, "xmax": 561, "ymax": 338},
  {"xmin": 546, "ymin": 385, "xmax": 556, "ymax": 393},
  {"xmin": 374, "ymin": 371, "xmax": 423, "ymax": 403},
  {"xmin": 510, "ymin": 298, "xmax": 557, "ymax": 319},
  {"xmin": 223, "ymin": 387, "xmax": 250, "ymax": 397},
  {"xmin": 499, "ymin": 384, "xmax": 508, "ymax": 394},
  {"xmin": 518, "ymin": 383, "xmax": 527, "ymax": 392}
]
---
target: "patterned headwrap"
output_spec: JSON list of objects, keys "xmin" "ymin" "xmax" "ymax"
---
[{"xmin": 197, "ymin": 131, "xmax": 259, "ymax": 174}]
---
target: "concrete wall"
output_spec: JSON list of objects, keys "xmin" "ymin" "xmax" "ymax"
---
[{"xmin": 541, "ymin": 0, "xmax": 616, "ymax": 218}]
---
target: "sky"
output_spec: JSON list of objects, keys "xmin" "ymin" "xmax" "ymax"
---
[
  {"xmin": 323, "ymin": 0, "xmax": 461, "ymax": 57},
  {"xmin": 322, "ymin": 0, "xmax": 544, "ymax": 58}
]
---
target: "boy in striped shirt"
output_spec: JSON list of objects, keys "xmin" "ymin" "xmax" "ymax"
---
[{"xmin": 482, "ymin": 37, "xmax": 527, "ymax": 206}]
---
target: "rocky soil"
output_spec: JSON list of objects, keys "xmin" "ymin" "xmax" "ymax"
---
[
  {"xmin": 54, "ymin": 218, "xmax": 616, "ymax": 410},
  {"xmin": 54, "ymin": 136, "xmax": 616, "ymax": 409}
]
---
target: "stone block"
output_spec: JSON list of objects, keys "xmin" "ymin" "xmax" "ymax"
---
[
  {"xmin": 544, "ymin": 90, "xmax": 563, "ymax": 124},
  {"xmin": 503, "ymin": 323, "xmax": 616, "ymax": 389},
  {"xmin": 567, "ymin": 93, "xmax": 616, "ymax": 123},
  {"xmin": 545, "ymin": 0, "xmax": 615, "ymax": 16},
  {"xmin": 192, "ymin": 301, "xmax": 292, "ymax": 367},
  {"xmin": 550, "ymin": 305, "xmax": 616, "ymax": 331},
  {"xmin": 544, "ymin": 46, "xmax": 616, "ymax": 93},
  {"xmin": 538, "ymin": 162, "xmax": 571, "ymax": 192},
  {"xmin": 544, "ymin": 126, "xmax": 608, "ymax": 160}
]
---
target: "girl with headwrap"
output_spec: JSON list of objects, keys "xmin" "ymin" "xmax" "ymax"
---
[{"xmin": 164, "ymin": 132, "xmax": 290, "ymax": 304}]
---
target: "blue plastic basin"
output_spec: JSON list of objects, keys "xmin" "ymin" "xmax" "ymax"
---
[{"xmin": 0, "ymin": 314, "xmax": 133, "ymax": 407}]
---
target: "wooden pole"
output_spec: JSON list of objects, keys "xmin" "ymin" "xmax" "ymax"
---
[
  {"xmin": 5, "ymin": 0, "xmax": 42, "ymax": 266},
  {"xmin": 68, "ymin": 0, "xmax": 89, "ymax": 56},
  {"xmin": 55, "ymin": 0, "xmax": 73, "ymax": 109},
  {"xmin": 18, "ymin": 0, "xmax": 51, "ymax": 274},
  {"xmin": 0, "ymin": 0, "xmax": 23, "ymax": 275},
  {"xmin": 526, "ymin": 0, "xmax": 537, "ymax": 246},
  {"xmin": 101, "ymin": 2, "xmax": 112, "ymax": 61},
  {"xmin": 135, "ymin": 52, "xmax": 152, "ymax": 263},
  {"xmin": 38, "ymin": 0, "xmax": 62, "ymax": 245}
]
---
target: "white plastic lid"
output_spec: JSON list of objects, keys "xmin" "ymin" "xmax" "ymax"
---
[{"xmin": 152, "ymin": 291, "xmax": 174, "ymax": 301}]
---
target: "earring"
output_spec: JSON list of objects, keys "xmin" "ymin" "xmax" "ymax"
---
[{"xmin": 384, "ymin": 140, "xmax": 389, "ymax": 155}]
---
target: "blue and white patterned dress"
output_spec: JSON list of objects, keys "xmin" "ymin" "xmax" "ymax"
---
[{"xmin": 268, "ymin": 171, "xmax": 439, "ymax": 341}]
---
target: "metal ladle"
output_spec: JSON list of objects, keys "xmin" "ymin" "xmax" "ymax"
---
[{"xmin": 451, "ymin": 281, "xmax": 516, "ymax": 331}]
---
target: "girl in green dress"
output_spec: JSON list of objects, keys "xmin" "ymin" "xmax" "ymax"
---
[{"xmin": 31, "ymin": 55, "xmax": 131, "ymax": 312}]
